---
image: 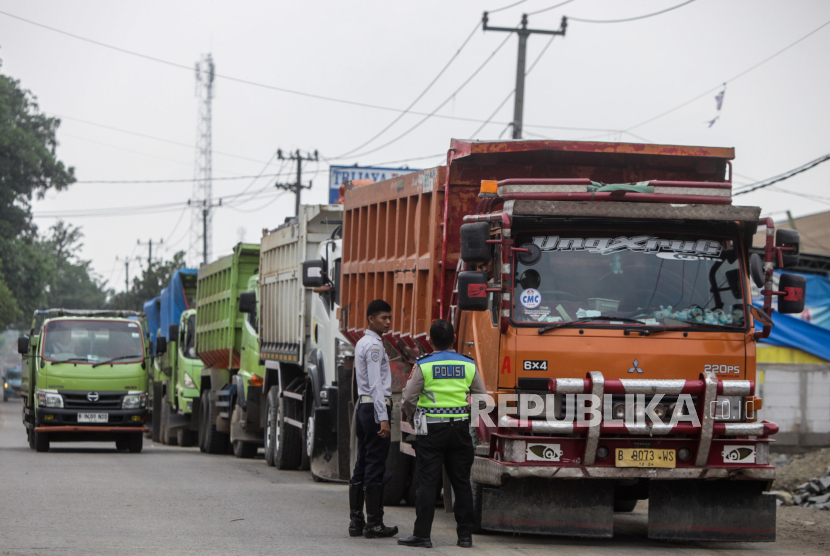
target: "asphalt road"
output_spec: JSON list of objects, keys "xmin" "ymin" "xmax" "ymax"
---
[{"xmin": 1, "ymin": 398, "xmax": 828, "ymax": 556}]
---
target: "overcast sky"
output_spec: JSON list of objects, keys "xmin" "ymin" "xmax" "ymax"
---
[{"xmin": 2, "ymin": 0, "xmax": 829, "ymax": 292}]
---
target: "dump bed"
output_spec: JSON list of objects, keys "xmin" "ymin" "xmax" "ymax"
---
[
  {"xmin": 259, "ymin": 205, "xmax": 343, "ymax": 363},
  {"xmin": 159, "ymin": 268, "xmax": 197, "ymax": 340},
  {"xmin": 195, "ymin": 243, "xmax": 260, "ymax": 370},
  {"xmin": 340, "ymin": 139, "xmax": 736, "ymax": 345}
]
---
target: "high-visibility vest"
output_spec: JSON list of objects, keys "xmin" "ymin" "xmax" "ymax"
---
[{"xmin": 417, "ymin": 351, "xmax": 476, "ymax": 418}]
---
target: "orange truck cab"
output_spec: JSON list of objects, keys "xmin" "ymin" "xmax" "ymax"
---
[{"xmin": 340, "ymin": 139, "xmax": 805, "ymax": 542}]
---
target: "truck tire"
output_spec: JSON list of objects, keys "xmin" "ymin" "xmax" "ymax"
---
[
  {"xmin": 203, "ymin": 392, "xmax": 228, "ymax": 455},
  {"xmin": 34, "ymin": 430, "xmax": 50, "ymax": 452},
  {"xmin": 128, "ymin": 433, "xmax": 143, "ymax": 453},
  {"xmin": 264, "ymin": 388, "xmax": 277, "ymax": 467},
  {"xmin": 614, "ymin": 498, "xmax": 638, "ymax": 513},
  {"xmin": 383, "ymin": 442, "xmax": 412, "ymax": 506},
  {"xmin": 198, "ymin": 390, "xmax": 208, "ymax": 452},
  {"xmin": 233, "ymin": 440, "xmax": 258, "ymax": 458},
  {"xmin": 27, "ymin": 427, "xmax": 36, "ymax": 450},
  {"xmin": 178, "ymin": 429, "xmax": 196, "ymax": 447},
  {"xmin": 275, "ymin": 396, "xmax": 301, "ymax": 470},
  {"xmin": 152, "ymin": 382, "xmax": 162, "ymax": 443},
  {"xmin": 161, "ymin": 394, "xmax": 178, "ymax": 446},
  {"xmin": 115, "ymin": 436, "xmax": 129, "ymax": 451}
]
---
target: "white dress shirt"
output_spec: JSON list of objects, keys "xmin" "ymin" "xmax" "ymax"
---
[{"xmin": 354, "ymin": 329, "xmax": 392, "ymax": 423}]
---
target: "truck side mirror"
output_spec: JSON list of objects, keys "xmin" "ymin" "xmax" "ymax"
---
[
  {"xmin": 457, "ymin": 271, "xmax": 488, "ymax": 312},
  {"xmin": 776, "ymin": 229, "xmax": 800, "ymax": 268},
  {"xmin": 156, "ymin": 336, "xmax": 167, "ymax": 355},
  {"xmin": 777, "ymin": 273, "xmax": 806, "ymax": 314},
  {"xmin": 302, "ymin": 260, "xmax": 326, "ymax": 288},
  {"xmin": 17, "ymin": 337, "xmax": 29, "ymax": 355},
  {"xmin": 168, "ymin": 323, "xmax": 179, "ymax": 342},
  {"xmin": 460, "ymin": 223, "xmax": 491, "ymax": 264},
  {"xmin": 238, "ymin": 291, "xmax": 257, "ymax": 314},
  {"xmin": 749, "ymin": 253, "xmax": 765, "ymax": 288}
]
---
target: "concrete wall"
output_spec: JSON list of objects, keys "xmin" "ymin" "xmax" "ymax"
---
[{"xmin": 758, "ymin": 363, "xmax": 830, "ymax": 447}]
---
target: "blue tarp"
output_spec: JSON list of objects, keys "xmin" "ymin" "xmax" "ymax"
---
[
  {"xmin": 159, "ymin": 268, "xmax": 198, "ymax": 340},
  {"xmin": 754, "ymin": 270, "xmax": 830, "ymax": 361},
  {"xmin": 143, "ymin": 297, "xmax": 161, "ymax": 352}
]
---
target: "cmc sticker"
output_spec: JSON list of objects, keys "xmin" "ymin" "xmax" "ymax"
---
[
  {"xmin": 721, "ymin": 445, "xmax": 756, "ymax": 463},
  {"xmin": 527, "ymin": 444, "xmax": 562, "ymax": 462},
  {"xmin": 520, "ymin": 288, "xmax": 541, "ymax": 309}
]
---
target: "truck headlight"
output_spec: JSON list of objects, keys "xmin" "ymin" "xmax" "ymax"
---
[
  {"xmin": 37, "ymin": 389, "xmax": 63, "ymax": 408},
  {"xmin": 713, "ymin": 396, "xmax": 743, "ymax": 422},
  {"xmin": 183, "ymin": 373, "xmax": 197, "ymax": 389},
  {"xmin": 336, "ymin": 338, "xmax": 354, "ymax": 364},
  {"xmin": 122, "ymin": 391, "xmax": 147, "ymax": 409}
]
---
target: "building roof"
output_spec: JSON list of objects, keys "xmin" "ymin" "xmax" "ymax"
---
[{"xmin": 752, "ymin": 209, "xmax": 830, "ymax": 257}]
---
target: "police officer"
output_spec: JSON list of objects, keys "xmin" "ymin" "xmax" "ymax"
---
[
  {"xmin": 348, "ymin": 299, "xmax": 398, "ymax": 539},
  {"xmin": 397, "ymin": 319, "xmax": 487, "ymax": 549}
]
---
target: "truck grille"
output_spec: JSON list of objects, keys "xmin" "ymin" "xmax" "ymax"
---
[{"xmin": 61, "ymin": 391, "xmax": 124, "ymax": 409}]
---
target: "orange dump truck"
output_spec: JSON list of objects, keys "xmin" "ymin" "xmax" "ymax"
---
[{"xmin": 340, "ymin": 139, "xmax": 806, "ymax": 541}]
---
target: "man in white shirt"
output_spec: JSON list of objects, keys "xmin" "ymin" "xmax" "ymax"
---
[{"xmin": 348, "ymin": 299, "xmax": 398, "ymax": 539}]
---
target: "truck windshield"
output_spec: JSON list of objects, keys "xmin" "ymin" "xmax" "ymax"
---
[
  {"xmin": 183, "ymin": 314, "xmax": 198, "ymax": 359},
  {"xmin": 512, "ymin": 231, "xmax": 746, "ymax": 329},
  {"xmin": 42, "ymin": 320, "xmax": 145, "ymax": 364},
  {"xmin": 7, "ymin": 370, "xmax": 21, "ymax": 380}
]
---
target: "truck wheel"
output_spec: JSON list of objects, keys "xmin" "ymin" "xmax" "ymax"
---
[
  {"xmin": 614, "ymin": 498, "xmax": 638, "ymax": 513},
  {"xmin": 35, "ymin": 431, "xmax": 50, "ymax": 452},
  {"xmin": 27, "ymin": 427, "xmax": 36, "ymax": 450},
  {"xmin": 115, "ymin": 436, "xmax": 129, "ymax": 451},
  {"xmin": 204, "ymin": 392, "xmax": 229, "ymax": 455},
  {"xmin": 233, "ymin": 440, "xmax": 258, "ymax": 458},
  {"xmin": 264, "ymin": 388, "xmax": 278, "ymax": 466},
  {"xmin": 152, "ymin": 382, "xmax": 162, "ymax": 443},
  {"xmin": 162, "ymin": 394, "xmax": 178, "ymax": 446},
  {"xmin": 128, "ymin": 433, "xmax": 143, "ymax": 453},
  {"xmin": 275, "ymin": 396, "xmax": 301, "ymax": 470},
  {"xmin": 198, "ymin": 391, "xmax": 208, "ymax": 452},
  {"xmin": 177, "ymin": 429, "xmax": 196, "ymax": 447},
  {"xmin": 383, "ymin": 442, "xmax": 412, "ymax": 506}
]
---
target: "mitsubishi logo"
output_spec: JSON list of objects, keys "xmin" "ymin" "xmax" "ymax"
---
[
  {"xmin": 87, "ymin": 392, "xmax": 99, "ymax": 402},
  {"xmin": 627, "ymin": 359, "xmax": 643, "ymax": 374}
]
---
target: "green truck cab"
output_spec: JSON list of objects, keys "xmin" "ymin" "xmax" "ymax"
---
[
  {"xmin": 18, "ymin": 309, "xmax": 150, "ymax": 453},
  {"xmin": 194, "ymin": 243, "xmax": 263, "ymax": 456}
]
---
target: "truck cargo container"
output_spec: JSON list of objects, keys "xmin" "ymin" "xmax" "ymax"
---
[
  {"xmin": 18, "ymin": 309, "xmax": 151, "ymax": 453},
  {"xmin": 339, "ymin": 139, "xmax": 806, "ymax": 541},
  {"xmin": 194, "ymin": 243, "xmax": 263, "ymax": 456},
  {"xmin": 151, "ymin": 268, "xmax": 201, "ymax": 446}
]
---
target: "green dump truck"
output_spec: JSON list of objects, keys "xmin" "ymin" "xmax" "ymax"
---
[
  {"xmin": 18, "ymin": 309, "xmax": 150, "ymax": 453},
  {"xmin": 195, "ymin": 243, "xmax": 264, "ymax": 456}
]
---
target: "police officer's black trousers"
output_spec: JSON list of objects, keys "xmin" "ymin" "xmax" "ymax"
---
[
  {"xmin": 351, "ymin": 402, "xmax": 391, "ymax": 486},
  {"xmin": 413, "ymin": 420, "xmax": 475, "ymax": 539}
]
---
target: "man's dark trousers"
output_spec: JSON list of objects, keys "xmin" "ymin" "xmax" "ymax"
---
[
  {"xmin": 351, "ymin": 402, "xmax": 391, "ymax": 485},
  {"xmin": 413, "ymin": 420, "xmax": 475, "ymax": 538}
]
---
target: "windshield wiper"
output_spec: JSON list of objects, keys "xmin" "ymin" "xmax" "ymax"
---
[
  {"xmin": 49, "ymin": 357, "xmax": 91, "ymax": 365},
  {"xmin": 92, "ymin": 354, "xmax": 144, "ymax": 368},
  {"xmin": 538, "ymin": 317, "xmax": 647, "ymax": 334}
]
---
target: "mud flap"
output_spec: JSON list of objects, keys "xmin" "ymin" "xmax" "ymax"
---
[
  {"xmin": 648, "ymin": 480, "xmax": 776, "ymax": 542},
  {"xmin": 481, "ymin": 478, "xmax": 614, "ymax": 538}
]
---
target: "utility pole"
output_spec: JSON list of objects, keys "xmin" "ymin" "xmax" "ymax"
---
[
  {"xmin": 188, "ymin": 198, "xmax": 222, "ymax": 265},
  {"xmin": 190, "ymin": 54, "xmax": 216, "ymax": 267},
  {"xmin": 115, "ymin": 256, "xmax": 139, "ymax": 293},
  {"xmin": 137, "ymin": 238, "xmax": 163, "ymax": 266},
  {"xmin": 483, "ymin": 12, "xmax": 567, "ymax": 139},
  {"xmin": 276, "ymin": 149, "xmax": 318, "ymax": 217}
]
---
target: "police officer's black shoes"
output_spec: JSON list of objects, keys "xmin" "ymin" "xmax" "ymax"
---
[
  {"xmin": 397, "ymin": 535, "xmax": 433, "ymax": 548},
  {"xmin": 457, "ymin": 537, "xmax": 473, "ymax": 548},
  {"xmin": 348, "ymin": 483, "xmax": 365, "ymax": 537},
  {"xmin": 362, "ymin": 484, "xmax": 398, "ymax": 538}
]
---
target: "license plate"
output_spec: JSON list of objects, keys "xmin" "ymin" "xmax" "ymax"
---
[
  {"xmin": 615, "ymin": 448, "xmax": 676, "ymax": 468},
  {"xmin": 77, "ymin": 413, "xmax": 108, "ymax": 423}
]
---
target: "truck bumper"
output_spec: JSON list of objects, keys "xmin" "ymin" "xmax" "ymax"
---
[
  {"xmin": 36, "ymin": 407, "xmax": 148, "ymax": 428},
  {"xmin": 473, "ymin": 458, "xmax": 776, "ymax": 541}
]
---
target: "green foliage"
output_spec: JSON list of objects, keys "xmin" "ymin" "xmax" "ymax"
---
[
  {"xmin": 42, "ymin": 221, "xmax": 108, "ymax": 310},
  {"xmin": 109, "ymin": 251, "xmax": 188, "ymax": 312},
  {"xmin": 0, "ymin": 63, "xmax": 77, "ymax": 328}
]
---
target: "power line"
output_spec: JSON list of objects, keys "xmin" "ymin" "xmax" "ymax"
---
[
  {"xmin": 74, "ymin": 170, "xmax": 294, "ymax": 184},
  {"xmin": 335, "ymin": 21, "xmax": 482, "ymax": 158},
  {"xmin": 527, "ymin": 0, "xmax": 578, "ymax": 16},
  {"xmin": 490, "ymin": 0, "xmax": 529, "ymax": 14},
  {"xmin": 733, "ymin": 153, "xmax": 830, "ymax": 196},
  {"xmin": 627, "ymin": 17, "xmax": 830, "ymax": 131},
  {"xmin": 567, "ymin": 0, "xmax": 696, "ymax": 24}
]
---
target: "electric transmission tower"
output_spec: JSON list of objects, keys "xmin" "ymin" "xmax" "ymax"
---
[{"xmin": 190, "ymin": 54, "xmax": 216, "ymax": 266}]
